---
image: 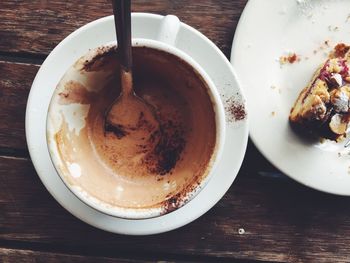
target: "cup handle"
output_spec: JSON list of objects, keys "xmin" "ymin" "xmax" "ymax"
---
[{"xmin": 156, "ymin": 15, "xmax": 180, "ymax": 46}]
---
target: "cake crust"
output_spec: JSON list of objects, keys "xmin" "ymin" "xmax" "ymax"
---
[{"xmin": 289, "ymin": 44, "xmax": 350, "ymax": 141}]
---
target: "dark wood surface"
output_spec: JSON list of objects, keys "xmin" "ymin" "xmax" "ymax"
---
[{"xmin": 1, "ymin": 1, "xmax": 349, "ymax": 262}]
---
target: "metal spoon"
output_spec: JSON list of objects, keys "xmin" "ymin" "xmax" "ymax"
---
[{"xmin": 105, "ymin": 0, "xmax": 159, "ymax": 138}]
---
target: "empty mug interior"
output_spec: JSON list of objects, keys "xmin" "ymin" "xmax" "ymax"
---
[{"xmin": 47, "ymin": 43, "xmax": 220, "ymax": 218}]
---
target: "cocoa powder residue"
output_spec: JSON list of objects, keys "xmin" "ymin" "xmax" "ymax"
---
[
  {"xmin": 225, "ymin": 97, "xmax": 247, "ymax": 122},
  {"xmin": 83, "ymin": 46, "xmax": 118, "ymax": 72},
  {"xmin": 58, "ymin": 81, "xmax": 94, "ymax": 105},
  {"xmin": 105, "ymin": 112, "xmax": 153, "ymax": 139},
  {"xmin": 104, "ymin": 111, "xmax": 186, "ymax": 175},
  {"xmin": 105, "ymin": 123, "xmax": 129, "ymax": 139},
  {"xmin": 162, "ymin": 193, "xmax": 182, "ymax": 214},
  {"xmin": 143, "ymin": 120, "xmax": 186, "ymax": 175}
]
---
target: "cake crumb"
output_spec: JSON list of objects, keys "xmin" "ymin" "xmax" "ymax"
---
[
  {"xmin": 346, "ymin": 14, "xmax": 350, "ymax": 22},
  {"xmin": 319, "ymin": 137, "xmax": 326, "ymax": 144},
  {"xmin": 333, "ymin": 43, "xmax": 350, "ymax": 58},
  {"xmin": 328, "ymin": 25, "xmax": 339, "ymax": 32},
  {"xmin": 310, "ymin": 41, "xmax": 334, "ymax": 59},
  {"xmin": 271, "ymin": 111, "xmax": 276, "ymax": 116},
  {"xmin": 279, "ymin": 53, "xmax": 300, "ymax": 65}
]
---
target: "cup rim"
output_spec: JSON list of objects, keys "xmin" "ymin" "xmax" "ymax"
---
[{"xmin": 46, "ymin": 38, "xmax": 226, "ymax": 219}]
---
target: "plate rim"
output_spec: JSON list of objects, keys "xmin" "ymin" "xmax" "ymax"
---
[{"xmin": 230, "ymin": 0, "xmax": 350, "ymax": 196}]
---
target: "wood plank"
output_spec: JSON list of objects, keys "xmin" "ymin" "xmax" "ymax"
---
[
  {"xmin": 0, "ymin": 0, "xmax": 248, "ymax": 58},
  {"xmin": 0, "ymin": 247, "xmax": 265, "ymax": 263},
  {"xmin": 0, "ymin": 155, "xmax": 349, "ymax": 263},
  {"xmin": 0, "ymin": 247, "xmax": 144, "ymax": 263},
  {"xmin": 0, "ymin": 61, "xmax": 39, "ymax": 151}
]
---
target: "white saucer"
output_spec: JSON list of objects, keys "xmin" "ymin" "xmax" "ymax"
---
[
  {"xmin": 26, "ymin": 13, "xmax": 248, "ymax": 235},
  {"xmin": 232, "ymin": 0, "xmax": 350, "ymax": 195}
]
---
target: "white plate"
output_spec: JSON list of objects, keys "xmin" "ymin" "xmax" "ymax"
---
[
  {"xmin": 26, "ymin": 13, "xmax": 248, "ymax": 235},
  {"xmin": 232, "ymin": 0, "xmax": 350, "ymax": 195}
]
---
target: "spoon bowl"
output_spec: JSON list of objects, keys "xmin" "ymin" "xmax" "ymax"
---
[
  {"xmin": 105, "ymin": 69, "xmax": 159, "ymax": 143},
  {"xmin": 105, "ymin": 0, "xmax": 159, "ymax": 136}
]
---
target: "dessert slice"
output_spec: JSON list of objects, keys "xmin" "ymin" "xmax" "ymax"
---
[{"xmin": 290, "ymin": 44, "xmax": 350, "ymax": 141}]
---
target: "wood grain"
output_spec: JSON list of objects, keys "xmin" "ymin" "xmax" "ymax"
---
[
  {"xmin": 0, "ymin": 247, "xmax": 144, "ymax": 263},
  {"xmin": 0, "ymin": 155, "xmax": 349, "ymax": 263},
  {"xmin": 0, "ymin": 61, "xmax": 38, "ymax": 152},
  {"xmin": 0, "ymin": 0, "xmax": 248, "ymax": 58}
]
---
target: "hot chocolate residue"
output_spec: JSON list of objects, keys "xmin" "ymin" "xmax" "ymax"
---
[
  {"xmin": 104, "ymin": 110, "xmax": 186, "ymax": 175},
  {"xmin": 143, "ymin": 120, "xmax": 185, "ymax": 175},
  {"xmin": 51, "ymin": 46, "xmax": 217, "ymax": 210}
]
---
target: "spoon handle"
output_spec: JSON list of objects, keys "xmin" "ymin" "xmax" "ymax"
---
[{"xmin": 112, "ymin": 0, "xmax": 132, "ymax": 71}]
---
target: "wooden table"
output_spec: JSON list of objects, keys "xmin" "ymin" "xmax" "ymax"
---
[{"xmin": 1, "ymin": 1, "xmax": 350, "ymax": 262}]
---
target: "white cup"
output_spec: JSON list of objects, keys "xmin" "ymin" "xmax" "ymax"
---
[{"xmin": 46, "ymin": 15, "xmax": 226, "ymax": 219}]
